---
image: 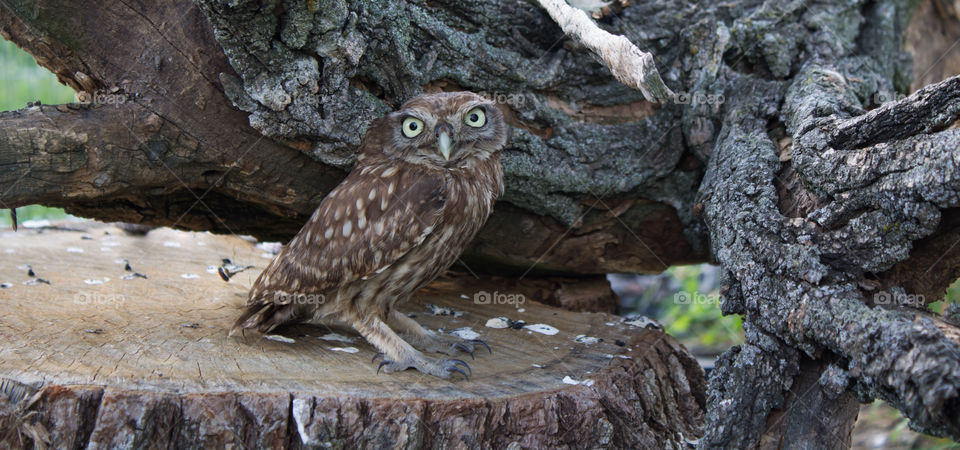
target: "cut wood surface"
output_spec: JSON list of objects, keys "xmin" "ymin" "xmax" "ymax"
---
[{"xmin": 0, "ymin": 222, "xmax": 705, "ymax": 448}]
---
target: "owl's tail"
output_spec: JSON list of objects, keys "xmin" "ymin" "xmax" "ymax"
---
[{"xmin": 229, "ymin": 299, "xmax": 300, "ymax": 337}]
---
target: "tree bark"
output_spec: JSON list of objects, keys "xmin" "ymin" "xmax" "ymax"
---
[
  {"xmin": 0, "ymin": 0, "xmax": 705, "ymax": 275},
  {"xmin": 2, "ymin": 0, "xmax": 960, "ymax": 447}
]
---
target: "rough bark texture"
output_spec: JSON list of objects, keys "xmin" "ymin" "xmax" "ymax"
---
[
  {"xmin": 0, "ymin": 223, "xmax": 705, "ymax": 448},
  {"xmin": 0, "ymin": 0, "xmax": 707, "ymax": 275},
  {"xmin": 2, "ymin": 0, "xmax": 960, "ymax": 447},
  {"xmin": 696, "ymin": 4, "xmax": 960, "ymax": 445}
]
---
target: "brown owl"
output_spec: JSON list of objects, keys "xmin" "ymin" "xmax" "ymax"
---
[{"xmin": 232, "ymin": 91, "xmax": 508, "ymax": 379}]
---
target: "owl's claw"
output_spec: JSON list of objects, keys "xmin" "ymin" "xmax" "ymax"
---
[
  {"xmin": 449, "ymin": 365, "xmax": 470, "ymax": 380},
  {"xmin": 377, "ymin": 359, "xmax": 390, "ymax": 375},
  {"xmin": 398, "ymin": 331, "xmax": 490, "ymax": 358},
  {"xmin": 453, "ymin": 342, "xmax": 475, "ymax": 359},
  {"xmin": 438, "ymin": 337, "xmax": 489, "ymax": 358},
  {"xmin": 374, "ymin": 356, "xmax": 472, "ymax": 380},
  {"xmin": 445, "ymin": 339, "xmax": 491, "ymax": 358},
  {"xmin": 448, "ymin": 358, "xmax": 472, "ymax": 377},
  {"xmin": 372, "ymin": 352, "xmax": 384, "ymax": 363},
  {"xmin": 470, "ymin": 339, "xmax": 492, "ymax": 354}
]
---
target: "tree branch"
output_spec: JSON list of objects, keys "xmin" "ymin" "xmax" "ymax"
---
[
  {"xmin": 0, "ymin": 103, "xmax": 340, "ymax": 239},
  {"xmin": 534, "ymin": 0, "xmax": 675, "ymax": 102}
]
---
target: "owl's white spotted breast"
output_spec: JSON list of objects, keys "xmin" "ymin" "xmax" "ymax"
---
[
  {"xmin": 350, "ymin": 153, "xmax": 504, "ymax": 314},
  {"xmin": 247, "ymin": 153, "xmax": 502, "ymax": 319}
]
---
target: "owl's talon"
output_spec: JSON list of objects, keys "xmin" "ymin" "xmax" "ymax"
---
[
  {"xmin": 377, "ymin": 360, "xmax": 392, "ymax": 375},
  {"xmin": 372, "ymin": 352, "xmax": 384, "ymax": 363},
  {"xmin": 470, "ymin": 339, "xmax": 492, "ymax": 354},
  {"xmin": 448, "ymin": 358, "xmax": 472, "ymax": 377},
  {"xmin": 450, "ymin": 366, "xmax": 470, "ymax": 380},
  {"xmin": 438, "ymin": 358, "xmax": 471, "ymax": 380},
  {"xmin": 373, "ymin": 355, "xmax": 472, "ymax": 380},
  {"xmin": 453, "ymin": 342, "xmax": 475, "ymax": 359}
]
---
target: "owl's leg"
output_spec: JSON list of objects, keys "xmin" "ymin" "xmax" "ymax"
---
[
  {"xmin": 386, "ymin": 311, "xmax": 491, "ymax": 358},
  {"xmin": 351, "ymin": 315, "xmax": 471, "ymax": 379}
]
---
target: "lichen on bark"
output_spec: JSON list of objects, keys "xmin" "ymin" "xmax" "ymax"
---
[
  {"xmin": 695, "ymin": 0, "xmax": 960, "ymax": 444},
  {"xmin": 194, "ymin": 0, "xmax": 960, "ymax": 445},
  {"xmin": 195, "ymin": 0, "xmax": 703, "ymax": 230}
]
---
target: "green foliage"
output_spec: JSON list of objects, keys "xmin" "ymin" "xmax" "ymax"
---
[
  {"xmin": 0, "ymin": 205, "xmax": 71, "ymax": 226},
  {"xmin": 0, "ymin": 39, "xmax": 76, "ymax": 111},
  {"xmin": 936, "ymin": 278, "xmax": 960, "ymax": 313},
  {"xmin": 660, "ymin": 265, "xmax": 743, "ymax": 347},
  {"xmin": 0, "ymin": 38, "xmax": 77, "ymax": 224},
  {"xmin": 856, "ymin": 400, "xmax": 960, "ymax": 448},
  {"xmin": 654, "ymin": 264, "xmax": 960, "ymax": 349}
]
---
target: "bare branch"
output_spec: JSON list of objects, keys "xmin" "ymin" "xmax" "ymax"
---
[
  {"xmin": 535, "ymin": 0, "xmax": 675, "ymax": 102},
  {"xmin": 830, "ymin": 75, "xmax": 960, "ymax": 150},
  {"xmin": 0, "ymin": 103, "xmax": 338, "ymax": 239}
]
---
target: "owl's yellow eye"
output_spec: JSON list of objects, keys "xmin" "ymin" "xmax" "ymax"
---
[
  {"xmin": 402, "ymin": 117, "xmax": 424, "ymax": 138},
  {"xmin": 464, "ymin": 107, "xmax": 486, "ymax": 128}
]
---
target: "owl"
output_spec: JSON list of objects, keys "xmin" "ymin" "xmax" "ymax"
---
[{"xmin": 232, "ymin": 91, "xmax": 508, "ymax": 379}]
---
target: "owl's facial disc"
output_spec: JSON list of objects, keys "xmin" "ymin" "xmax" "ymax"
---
[{"xmin": 382, "ymin": 92, "xmax": 507, "ymax": 167}]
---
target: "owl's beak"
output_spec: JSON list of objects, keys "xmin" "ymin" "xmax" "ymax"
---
[
  {"xmin": 438, "ymin": 133, "xmax": 452, "ymax": 160},
  {"xmin": 436, "ymin": 123, "xmax": 454, "ymax": 160}
]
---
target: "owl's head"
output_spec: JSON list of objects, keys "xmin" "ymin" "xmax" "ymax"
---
[{"xmin": 363, "ymin": 91, "xmax": 508, "ymax": 167}]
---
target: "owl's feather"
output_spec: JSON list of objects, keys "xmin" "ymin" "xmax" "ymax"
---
[
  {"xmin": 233, "ymin": 162, "xmax": 447, "ymax": 333},
  {"xmin": 232, "ymin": 91, "xmax": 507, "ymax": 379}
]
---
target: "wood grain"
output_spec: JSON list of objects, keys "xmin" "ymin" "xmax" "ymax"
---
[{"xmin": 0, "ymin": 222, "xmax": 705, "ymax": 448}]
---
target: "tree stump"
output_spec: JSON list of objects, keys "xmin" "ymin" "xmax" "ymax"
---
[{"xmin": 0, "ymin": 223, "xmax": 705, "ymax": 448}]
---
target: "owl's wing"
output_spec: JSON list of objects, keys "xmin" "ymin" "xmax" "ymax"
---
[{"xmin": 233, "ymin": 162, "xmax": 447, "ymax": 332}]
